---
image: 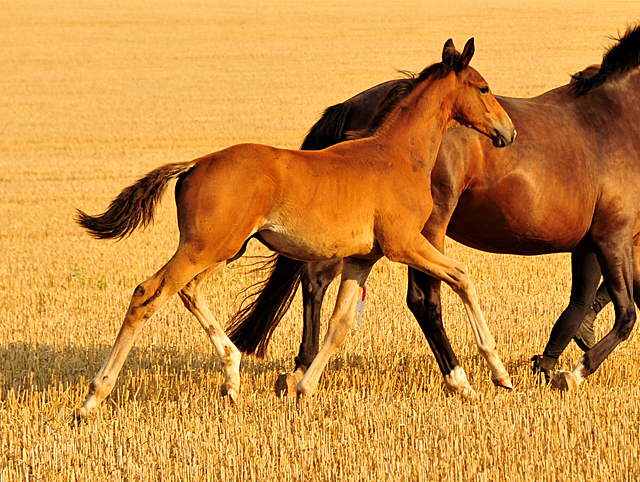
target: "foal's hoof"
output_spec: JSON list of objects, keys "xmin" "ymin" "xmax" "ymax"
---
[
  {"xmin": 551, "ymin": 371, "xmax": 578, "ymax": 392},
  {"xmin": 220, "ymin": 383, "xmax": 239, "ymax": 404},
  {"xmin": 492, "ymin": 374, "xmax": 513, "ymax": 390},
  {"xmin": 275, "ymin": 372, "xmax": 303, "ymax": 398}
]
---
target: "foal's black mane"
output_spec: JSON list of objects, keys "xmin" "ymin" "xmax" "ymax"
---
[
  {"xmin": 352, "ymin": 61, "xmax": 454, "ymax": 139},
  {"xmin": 571, "ymin": 23, "xmax": 640, "ymax": 96}
]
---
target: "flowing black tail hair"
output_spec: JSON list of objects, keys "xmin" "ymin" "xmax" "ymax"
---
[{"xmin": 226, "ymin": 102, "xmax": 352, "ymax": 356}]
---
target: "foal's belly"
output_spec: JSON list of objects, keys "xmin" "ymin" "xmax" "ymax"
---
[{"xmin": 257, "ymin": 221, "xmax": 380, "ymax": 261}]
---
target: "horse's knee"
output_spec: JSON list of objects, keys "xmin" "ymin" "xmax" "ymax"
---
[{"xmin": 449, "ymin": 268, "xmax": 476, "ymax": 300}]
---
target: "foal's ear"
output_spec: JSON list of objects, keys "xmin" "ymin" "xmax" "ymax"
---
[
  {"xmin": 442, "ymin": 38, "xmax": 457, "ymax": 66},
  {"xmin": 459, "ymin": 38, "xmax": 475, "ymax": 69}
]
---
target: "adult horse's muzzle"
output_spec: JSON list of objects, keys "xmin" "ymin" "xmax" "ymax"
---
[{"xmin": 491, "ymin": 125, "xmax": 517, "ymax": 148}]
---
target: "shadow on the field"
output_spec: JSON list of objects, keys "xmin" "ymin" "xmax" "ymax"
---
[{"xmin": 0, "ymin": 341, "xmax": 294, "ymax": 402}]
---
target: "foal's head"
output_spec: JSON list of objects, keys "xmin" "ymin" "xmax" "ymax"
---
[{"xmin": 443, "ymin": 38, "xmax": 516, "ymax": 148}]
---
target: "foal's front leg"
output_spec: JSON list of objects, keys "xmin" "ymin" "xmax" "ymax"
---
[
  {"xmin": 296, "ymin": 258, "xmax": 375, "ymax": 397},
  {"xmin": 391, "ymin": 235, "xmax": 512, "ymax": 390}
]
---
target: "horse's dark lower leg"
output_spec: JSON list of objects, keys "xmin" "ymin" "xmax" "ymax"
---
[
  {"xmin": 293, "ymin": 259, "xmax": 343, "ymax": 372},
  {"xmin": 535, "ymin": 253, "xmax": 601, "ymax": 378},
  {"xmin": 552, "ymin": 244, "xmax": 637, "ymax": 390},
  {"xmin": 275, "ymin": 259, "xmax": 342, "ymax": 397},
  {"xmin": 406, "ymin": 268, "xmax": 469, "ymax": 395},
  {"xmin": 576, "ymin": 280, "xmax": 611, "ymax": 349}
]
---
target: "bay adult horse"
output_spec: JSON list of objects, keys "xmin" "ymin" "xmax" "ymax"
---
[
  {"xmin": 74, "ymin": 39, "xmax": 515, "ymax": 418},
  {"xmin": 228, "ymin": 24, "xmax": 640, "ymax": 394}
]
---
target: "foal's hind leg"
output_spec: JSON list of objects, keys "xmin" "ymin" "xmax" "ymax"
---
[
  {"xmin": 275, "ymin": 259, "xmax": 342, "ymax": 397},
  {"xmin": 296, "ymin": 258, "xmax": 375, "ymax": 397},
  {"xmin": 391, "ymin": 235, "xmax": 512, "ymax": 390},
  {"xmin": 76, "ymin": 250, "xmax": 211, "ymax": 419},
  {"xmin": 178, "ymin": 263, "xmax": 242, "ymax": 402}
]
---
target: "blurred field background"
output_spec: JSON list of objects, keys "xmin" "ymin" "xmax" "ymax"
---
[{"xmin": 2, "ymin": 0, "xmax": 640, "ymax": 480}]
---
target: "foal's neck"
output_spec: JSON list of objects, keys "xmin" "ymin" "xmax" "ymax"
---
[{"xmin": 374, "ymin": 73, "xmax": 457, "ymax": 171}]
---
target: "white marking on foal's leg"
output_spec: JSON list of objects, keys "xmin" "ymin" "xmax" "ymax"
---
[{"xmin": 460, "ymin": 289, "xmax": 512, "ymax": 389}]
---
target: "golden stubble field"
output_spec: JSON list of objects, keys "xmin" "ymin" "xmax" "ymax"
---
[{"xmin": 2, "ymin": 1, "xmax": 640, "ymax": 480}]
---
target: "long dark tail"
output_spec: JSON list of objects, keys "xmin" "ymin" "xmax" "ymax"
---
[
  {"xmin": 227, "ymin": 101, "xmax": 351, "ymax": 357},
  {"xmin": 76, "ymin": 161, "xmax": 196, "ymax": 240},
  {"xmin": 227, "ymin": 255, "xmax": 305, "ymax": 357}
]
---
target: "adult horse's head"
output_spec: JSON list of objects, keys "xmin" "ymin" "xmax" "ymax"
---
[{"xmin": 443, "ymin": 38, "xmax": 516, "ymax": 148}]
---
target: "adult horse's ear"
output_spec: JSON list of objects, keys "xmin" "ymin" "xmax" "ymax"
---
[
  {"xmin": 460, "ymin": 38, "xmax": 475, "ymax": 69},
  {"xmin": 442, "ymin": 38, "xmax": 456, "ymax": 66}
]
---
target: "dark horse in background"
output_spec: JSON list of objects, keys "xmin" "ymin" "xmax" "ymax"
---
[{"xmin": 228, "ymin": 24, "xmax": 640, "ymax": 393}]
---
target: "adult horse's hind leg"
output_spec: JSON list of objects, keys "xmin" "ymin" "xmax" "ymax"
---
[
  {"xmin": 76, "ymin": 249, "xmax": 212, "ymax": 419},
  {"xmin": 552, "ymin": 241, "xmax": 638, "ymax": 391},
  {"xmin": 275, "ymin": 259, "xmax": 342, "ymax": 397},
  {"xmin": 178, "ymin": 263, "xmax": 242, "ymax": 402},
  {"xmin": 296, "ymin": 258, "xmax": 375, "ymax": 397},
  {"xmin": 392, "ymin": 234, "xmax": 512, "ymax": 390}
]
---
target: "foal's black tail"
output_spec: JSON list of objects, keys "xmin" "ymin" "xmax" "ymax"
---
[
  {"xmin": 226, "ymin": 101, "xmax": 351, "ymax": 357},
  {"xmin": 76, "ymin": 161, "xmax": 196, "ymax": 240}
]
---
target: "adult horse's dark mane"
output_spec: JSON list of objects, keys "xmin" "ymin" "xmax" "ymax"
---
[{"xmin": 570, "ymin": 23, "xmax": 640, "ymax": 96}]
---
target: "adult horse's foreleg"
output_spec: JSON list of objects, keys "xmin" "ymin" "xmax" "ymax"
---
[
  {"xmin": 533, "ymin": 252, "xmax": 602, "ymax": 381},
  {"xmin": 178, "ymin": 263, "xmax": 241, "ymax": 402},
  {"xmin": 296, "ymin": 258, "xmax": 375, "ymax": 397},
  {"xmin": 407, "ymin": 269, "xmax": 470, "ymax": 396},
  {"xmin": 552, "ymin": 242, "xmax": 637, "ymax": 391},
  {"xmin": 275, "ymin": 259, "xmax": 342, "ymax": 397},
  {"xmin": 394, "ymin": 235, "xmax": 512, "ymax": 390},
  {"xmin": 76, "ymin": 249, "xmax": 211, "ymax": 419}
]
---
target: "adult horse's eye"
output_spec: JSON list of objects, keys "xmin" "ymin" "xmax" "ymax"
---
[{"xmin": 479, "ymin": 86, "xmax": 489, "ymax": 94}]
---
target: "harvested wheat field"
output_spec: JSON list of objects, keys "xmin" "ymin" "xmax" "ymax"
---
[{"xmin": 2, "ymin": 0, "xmax": 640, "ymax": 480}]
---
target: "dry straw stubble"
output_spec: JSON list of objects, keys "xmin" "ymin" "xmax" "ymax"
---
[{"xmin": 1, "ymin": 0, "xmax": 640, "ymax": 480}]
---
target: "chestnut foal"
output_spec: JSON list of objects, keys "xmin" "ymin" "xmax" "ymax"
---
[{"xmin": 75, "ymin": 38, "xmax": 515, "ymax": 418}]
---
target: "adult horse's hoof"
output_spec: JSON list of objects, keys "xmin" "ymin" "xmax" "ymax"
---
[
  {"xmin": 492, "ymin": 374, "xmax": 513, "ymax": 390},
  {"xmin": 275, "ymin": 371, "xmax": 303, "ymax": 398},
  {"xmin": 220, "ymin": 383, "xmax": 239, "ymax": 404},
  {"xmin": 551, "ymin": 371, "xmax": 578, "ymax": 392}
]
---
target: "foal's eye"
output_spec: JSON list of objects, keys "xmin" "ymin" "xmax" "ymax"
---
[{"xmin": 479, "ymin": 86, "xmax": 489, "ymax": 94}]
